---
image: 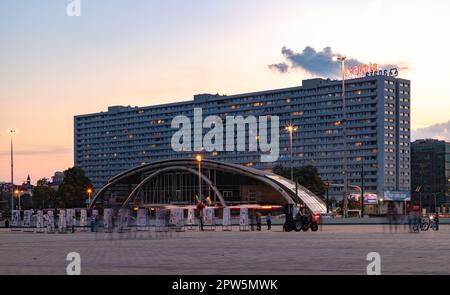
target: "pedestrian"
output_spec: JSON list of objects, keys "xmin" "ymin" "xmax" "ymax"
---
[
  {"xmin": 5, "ymin": 219, "xmax": 9, "ymax": 228},
  {"xmin": 266, "ymin": 213, "xmax": 272, "ymax": 231},
  {"xmin": 72, "ymin": 215, "xmax": 76, "ymax": 233},
  {"xmin": 434, "ymin": 213, "xmax": 440, "ymax": 231},
  {"xmin": 256, "ymin": 212, "xmax": 262, "ymax": 231},
  {"xmin": 90, "ymin": 215, "xmax": 95, "ymax": 232},
  {"xmin": 199, "ymin": 214, "xmax": 204, "ymax": 231}
]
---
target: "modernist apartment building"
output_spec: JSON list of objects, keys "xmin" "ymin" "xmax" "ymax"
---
[
  {"xmin": 411, "ymin": 139, "xmax": 450, "ymax": 211},
  {"xmin": 74, "ymin": 76, "xmax": 411, "ymax": 200}
]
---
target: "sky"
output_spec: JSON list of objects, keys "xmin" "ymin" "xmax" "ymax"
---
[{"xmin": 1, "ymin": 0, "xmax": 450, "ymax": 184}]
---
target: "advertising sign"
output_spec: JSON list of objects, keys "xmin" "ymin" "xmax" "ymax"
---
[
  {"xmin": 187, "ymin": 208, "xmax": 195, "ymax": 226},
  {"xmin": 103, "ymin": 208, "xmax": 113, "ymax": 231},
  {"xmin": 23, "ymin": 210, "xmax": 33, "ymax": 227},
  {"xmin": 222, "ymin": 207, "xmax": 231, "ymax": 226},
  {"xmin": 156, "ymin": 208, "xmax": 167, "ymax": 228},
  {"xmin": 11, "ymin": 210, "xmax": 20, "ymax": 227},
  {"xmin": 36, "ymin": 210, "xmax": 44, "ymax": 231},
  {"xmin": 80, "ymin": 209, "xmax": 88, "ymax": 227},
  {"xmin": 384, "ymin": 191, "xmax": 411, "ymax": 202},
  {"xmin": 202, "ymin": 207, "xmax": 215, "ymax": 226},
  {"xmin": 170, "ymin": 208, "xmax": 184, "ymax": 227},
  {"xmin": 137, "ymin": 209, "xmax": 148, "ymax": 228},
  {"xmin": 58, "ymin": 209, "xmax": 67, "ymax": 231},
  {"xmin": 47, "ymin": 210, "xmax": 55, "ymax": 232},
  {"xmin": 118, "ymin": 208, "xmax": 130, "ymax": 231},
  {"xmin": 66, "ymin": 209, "xmax": 75, "ymax": 227},
  {"xmin": 239, "ymin": 207, "xmax": 249, "ymax": 226},
  {"xmin": 350, "ymin": 193, "xmax": 379, "ymax": 204}
]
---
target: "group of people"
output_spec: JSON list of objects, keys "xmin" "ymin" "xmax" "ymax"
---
[
  {"xmin": 198, "ymin": 212, "xmax": 273, "ymax": 231},
  {"xmin": 250, "ymin": 212, "xmax": 272, "ymax": 231},
  {"xmin": 387, "ymin": 203, "xmax": 440, "ymax": 233}
]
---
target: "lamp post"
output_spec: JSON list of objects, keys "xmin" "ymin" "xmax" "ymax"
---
[
  {"xmin": 360, "ymin": 157, "xmax": 364, "ymax": 218},
  {"xmin": 8, "ymin": 129, "xmax": 18, "ymax": 216},
  {"xmin": 379, "ymin": 198, "xmax": 384, "ymax": 215},
  {"xmin": 195, "ymin": 154, "xmax": 202, "ymax": 201},
  {"xmin": 336, "ymin": 56, "xmax": 348, "ymax": 217},
  {"xmin": 285, "ymin": 125, "xmax": 297, "ymax": 181},
  {"xmin": 87, "ymin": 188, "xmax": 93, "ymax": 208},
  {"xmin": 14, "ymin": 189, "xmax": 21, "ymax": 211}
]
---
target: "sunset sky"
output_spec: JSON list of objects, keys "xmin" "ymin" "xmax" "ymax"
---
[{"xmin": 1, "ymin": 0, "xmax": 450, "ymax": 184}]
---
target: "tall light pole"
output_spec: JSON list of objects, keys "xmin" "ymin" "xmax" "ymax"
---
[
  {"xmin": 14, "ymin": 189, "xmax": 21, "ymax": 211},
  {"xmin": 87, "ymin": 188, "xmax": 93, "ymax": 208},
  {"xmin": 7, "ymin": 129, "xmax": 18, "ymax": 216},
  {"xmin": 195, "ymin": 154, "xmax": 202, "ymax": 201},
  {"xmin": 285, "ymin": 125, "xmax": 297, "ymax": 181},
  {"xmin": 336, "ymin": 56, "xmax": 348, "ymax": 217}
]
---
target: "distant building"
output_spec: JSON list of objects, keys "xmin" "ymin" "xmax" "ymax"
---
[
  {"xmin": 50, "ymin": 171, "xmax": 65, "ymax": 190},
  {"xmin": 75, "ymin": 76, "xmax": 411, "ymax": 201},
  {"xmin": 411, "ymin": 139, "xmax": 450, "ymax": 212}
]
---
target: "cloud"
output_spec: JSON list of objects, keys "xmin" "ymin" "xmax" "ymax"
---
[
  {"xmin": 412, "ymin": 120, "xmax": 450, "ymax": 142},
  {"xmin": 0, "ymin": 145, "xmax": 71, "ymax": 157},
  {"xmin": 268, "ymin": 62, "xmax": 289, "ymax": 73},
  {"xmin": 269, "ymin": 46, "xmax": 408, "ymax": 78}
]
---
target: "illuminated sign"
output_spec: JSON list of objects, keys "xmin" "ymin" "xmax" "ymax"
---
[
  {"xmin": 384, "ymin": 191, "xmax": 411, "ymax": 201},
  {"xmin": 350, "ymin": 193, "xmax": 379, "ymax": 204},
  {"xmin": 345, "ymin": 63, "xmax": 398, "ymax": 78}
]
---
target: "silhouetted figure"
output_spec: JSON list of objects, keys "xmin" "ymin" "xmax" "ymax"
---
[
  {"xmin": 266, "ymin": 213, "xmax": 272, "ymax": 230},
  {"xmin": 256, "ymin": 213, "xmax": 262, "ymax": 231}
]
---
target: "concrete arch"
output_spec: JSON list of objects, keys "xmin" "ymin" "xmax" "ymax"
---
[
  {"xmin": 121, "ymin": 166, "xmax": 226, "ymax": 208},
  {"xmin": 90, "ymin": 158, "xmax": 326, "ymax": 213}
]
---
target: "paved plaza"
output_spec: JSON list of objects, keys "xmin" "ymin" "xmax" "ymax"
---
[{"xmin": 0, "ymin": 225, "xmax": 449, "ymax": 275}]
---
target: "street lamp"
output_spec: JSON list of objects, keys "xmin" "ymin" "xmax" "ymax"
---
[
  {"xmin": 14, "ymin": 189, "xmax": 21, "ymax": 211},
  {"xmin": 335, "ymin": 55, "xmax": 349, "ymax": 217},
  {"xmin": 7, "ymin": 129, "xmax": 18, "ymax": 216},
  {"xmin": 86, "ymin": 188, "xmax": 93, "ymax": 208},
  {"xmin": 195, "ymin": 154, "xmax": 202, "ymax": 201},
  {"xmin": 285, "ymin": 125, "xmax": 297, "ymax": 181}
]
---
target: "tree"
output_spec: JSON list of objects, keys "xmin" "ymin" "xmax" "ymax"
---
[
  {"xmin": 32, "ymin": 178, "xmax": 56, "ymax": 209},
  {"xmin": 57, "ymin": 167, "xmax": 92, "ymax": 208},
  {"xmin": 273, "ymin": 164, "xmax": 325, "ymax": 198}
]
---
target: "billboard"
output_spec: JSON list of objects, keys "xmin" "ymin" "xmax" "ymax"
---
[
  {"xmin": 23, "ymin": 210, "xmax": 33, "ymax": 227},
  {"xmin": 36, "ymin": 210, "xmax": 44, "ymax": 230},
  {"xmin": 187, "ymin": 208, "xmax": 195, "ymax": 226},
  {"xmin": 202, "ymin": 207, "xmax": 215, "ymax": 226},
  {"xmin": 103, "ymin": 208, "xmax": 113, "ymax": 231},
  {"xmin": 58, "ymin": 209, "xmax": 67, "ymax": 230},
  {"xmin": 222, "ymin": 207, "xmax": 231, "ymax": 226},
  {"xmin": 239, "ymin": 208, "xmax": 249, "ymax": 226},
  {"xmin": 11, "ymin": 210, "xmax": 20, "ymax": 227},
  {"xmin": 384, "ymin": 191, "xmax": 411, "ymax": 202},
  {"xmin": 350, "ymin": 193, "xmax": 379, "ymax": 205},
  {"xmin": 137, "ymin": 209, "xmax": 148, "ymax": 227},
  {"xmin": 170, "ymin": 208, "xmax": 184, "ymax": 227},
  {"xmin": 80, "ymin": 209, "xmax": 88, "ymax": 227}
]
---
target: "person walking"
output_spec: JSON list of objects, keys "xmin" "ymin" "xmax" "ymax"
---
[
  {"xmin": 256, "ymin": 212, "xmax": 262, "ymax": 231},
  {"xmin": 72, "ymin": 215, "xmax": 76, "ymax": 233},
  {"xmin": 199, "ymin": 214, "xmax": 204, "ymax": 231},
  {"xmin": 90, "ymin": 215, "xmax": 95, "ymax": 232},
  {"xmin": 266, "ymin": 213, "xmax": 272, "ymax": 230}
]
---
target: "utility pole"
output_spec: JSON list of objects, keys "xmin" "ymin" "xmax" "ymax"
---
[
  {"xmin": 8, "ymin": 129, "xmax": 18, "ymax": 215},
  {"xmin": 360, "ymin": 157, "xmax": 364, "ymax": 218},
  {"xmin": 336, "ymin": 56, "xmax": 349, "ymax": 218}
]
